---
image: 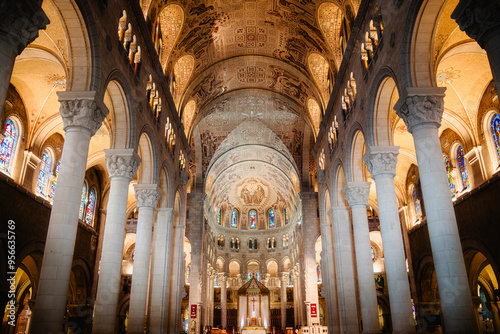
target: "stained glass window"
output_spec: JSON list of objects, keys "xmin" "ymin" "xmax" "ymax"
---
[
  {"xmin": 79, "ymin": 182, "xmax": 88, "ymax": 220},
  {"xmin": 457, "ymin": 145, "xmax": 470, "ymax": 191},
  {"xmin": 256, "ymin": 272, "xmax": 260, "ymax": 281},
  {"xmin": 85, "ymin": 188, "xmax": 97, "ymax": 225},
  {"xmin": 0, "ymin": 119, "xmax": 19, "ymax": 174},
  {"xmin": 231, "ymin": 209, "xmax": 238, "ymax": 228},
  {"xmin": 412, "ymin": 187, "xmax": 422, "ymax": 223},
  {"xmin": 268, "ymin": 209, "xmax": 275, "ymax": 228},
  {"xmin": 249, "ymin": 210, "xmax": 257, "ymax": 229},
  {"xmin": 36, "ymin": 150, "xmax": 52, "ymax": 197},
  {"xmin": 289, "ymin": 275, "xmax": 293, "ymax": 286},
  {"xmin": 217, "ymin": 208, "xmax": 222, "ymax": 225},
  {"xmin": 491, "ymin": 113, "xmax": 500, "ymax": 164},
  {"xmin": 443, "ymin": 156, "xmax": 456, "ymax": 198},
  {"xmin": 284, "ymin": 207, "xmax": 289, "ymax": 225},
  {"xmin": 49, "ymin": 161, "xmax": 60, "ymax": 202},
  {"xmin": 214, "ymin": 274, "xmax": 219, "ymax": 287},
  {"xmin": 247, "ymin": 272, "xmax": 251, "ymax": 281},
  {"xmin": 186, "ymin": 265, "xmax": 190, "ymax": 284}
]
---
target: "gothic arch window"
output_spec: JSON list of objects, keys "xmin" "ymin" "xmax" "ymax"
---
[
  {"xmin": 249, "ymin": 209, "xmax": 257, "ymax": 229},
  {"xmin": 85, "ymin": 188, "xmax": 97, "ymax": 226},
  {"xmin": 490, "ymin": 113, "xmax": 500, "ymax": 165},
  {"xmin": 284, "ymin": 207, "xmax": 290, "ymax": 225},
  {"xmin": 456, "ymin": 145, "xmax": 470, "ymax": 191},
  {"xmin": 79, "ymin": 181, "xmax": 88, "ymax": 220},
  {"xmin": 268, "ymin": 209, "xmax": 275, "ymax": 229},
  {"xmin": 48, "ymin": 161, "xmax": 61, "ymax": 202},
  {"xmin": 443, "ymin": 155, "xmax": 456, "ymax": 199},
  {"xmin": 36, "ymin": 149, "xmax": 53, "ymax": 197},
  {"xmin": 231, "ymin": 209, "xmax": 238, "ymax": 228},
  {"xmin": 411, "ymin": 186, "xmax": 423, "ymax": 224},
  {"xmin": 217, "ymin": 207, "xmax": 222, "ymax": 225},
  {"xmin": 0, "ymin": 118, "xmax": 20, "ymax": 175}
]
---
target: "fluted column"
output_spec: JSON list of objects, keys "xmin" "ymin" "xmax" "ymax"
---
[
  {"xmin": 331, "ymin": 205, "xmax": 359, "ymax": 333},
  {"xmin": 395, "ymin": 88, "xmax": 477, "ymax": 333},
  {"xmin": 92, "ymin": 149, "xmax": 140, "ymax": 334},
  {"xmin": 221, "ymin": 274, "xmax": 228, "ymax": 329},
  {"xmin": 0, "ymin": 0, "xmax": 49, "ymax": 118},
  {"xmin": 150, "ymin": 208, "xmax": 174, "ymax": 332},
  {"xmin": 128, "ymin": 184, "xmax": 161, "ymax": 333},
  {"xmin": 31, "ymin": 91, "xmax": 107, "ymax": 334},
  {"xmin": 363, "ymin": 146, "xmax": 415, "ymax": 333},
  {"xmin": 343, "ymin": 182, "xmax": 381, "ymax": 333},
  {"xmin": 280, "ymin": 273, "xmax": 288, "ymax": 330},
  {"xmin": 452, "ymin": 1, "xmax": 500, "ymax": 99}
]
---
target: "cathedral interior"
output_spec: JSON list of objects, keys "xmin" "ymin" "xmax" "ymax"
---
[{"xmin": 1, "ymin": 0, "xmax": 500, "ymax": 333}]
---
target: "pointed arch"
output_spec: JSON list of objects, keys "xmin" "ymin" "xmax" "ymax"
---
[
  {"xmin": 173, "ymin": 55, "xmax": 195, "ymax": 107},
  {"xmin": 159, "ymin": 5, "xmax": 184, "ymax": 69},
  {"xmin": 307, "ymin": 98, "xmax": 322, "ymax": 136},
  {"xmin": 318, "ymin": 2, "xmax": 343, "ymax": 69},
  {"xmin": 36, "ymin": 148, "xmax": 54, "ymax": 197},
  {"xmin": 182, "ymin": 100, "xmax": 196, "ymax": 138},
  {"xmin": 308, "ymin": 53, "xmax": 330, "ymax": 106},
  {"xmin": 137, "ymin": 128, "xmax": 159, "ymax": 184},
  {"xmin": 0, "ymin": 118, "xmax": 21, "ymax": 175}
]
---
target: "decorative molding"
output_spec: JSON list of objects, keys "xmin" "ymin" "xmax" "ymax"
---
[
  {"xmin": 104, "ymin": 149, "xmax": 141, "ymax": 180},
  {"xmin": 363, "ymin": 146, "xmax": 399, "ymax": 178},
  {"xmin": 394, "ymin": 88, "xmax": 446, "ymax": 133},
  {"xmin": 343, "ymin": 182, "xmax": 370, "ymax": 207},
  {"xmin": 57, "ymin": 91, "xmax": 109, "ymax": 135},
  {"xmin": 134, "ymin": 184, "xmax": 161, "ymax": 208}
]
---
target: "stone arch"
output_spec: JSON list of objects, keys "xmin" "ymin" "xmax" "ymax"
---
[
  {"xmin": 158, "ymin": 163, "xmax": 174, "ymax": 208},
  {"xmin": 228, "ymin": 259, "xmax": 241, "ymax": 277},
  {"xmin": 330, "ymin": 160, "xmax": 347, "ymax": 207},
  {"xmin": 344, "ymin": 123, "xmax": 367, "ymax": 182},
  {"xmin": 136, "ymin": 127, "xmax": 158, "ymax": 184},
  {"xmin": 367, "ymin": 68, "xmax": 400, "ymax": 147}
]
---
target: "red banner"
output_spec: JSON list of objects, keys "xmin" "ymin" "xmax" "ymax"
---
[
  {"xmin": 310, "ymin": 303, "xmax": 318, "ymax": 317},
  {"xmin": 190, "ymin": 304, "xmax": 197, "ymax": 318}
]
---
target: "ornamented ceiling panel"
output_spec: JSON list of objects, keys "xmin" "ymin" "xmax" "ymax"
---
[{"xmin": 159, "ymin": 4, "xmax": 184, "ymax": 68}]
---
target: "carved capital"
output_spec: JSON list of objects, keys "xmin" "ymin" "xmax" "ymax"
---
[
  {"xmin": 363, "ymin": 146, "xmax": 399, "ymax": 178},
  {"xmin": 394, "ymin": 88, "xmax": 446, "ymax": 133},
  {"xmin": 57, "ymin": 91, "xmax": 109, "ymax": 135},
  {"xmin": 452, "ymin": 0, "xmax": 500, "ymax": 48},
  {"xmin": 343, "ymin": 182, "xmax": 370, "ymax": 207},
  {"xmin": 134, "ymin": 184, "xmax": 161, "ymax": 208},
  {"xmin": 0, "ymin": 0, "xmax": 50, "ymax": 54},
  {"xmin": 104, "ymin": 149, "xmax": 141, "ymax": 180}
]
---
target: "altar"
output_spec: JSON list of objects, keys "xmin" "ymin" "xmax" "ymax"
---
[
  {"xmin": 241, "ymin": 327, "xmax": 266, "ymax": 334},
  {"xmin": 237, "ymin": 277, "xmax": 271, "ymax": 332}
]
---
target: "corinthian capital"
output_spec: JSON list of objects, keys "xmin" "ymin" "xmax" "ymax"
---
[
  {"xmin": 57, "ymin": 91, "xmax": 109, "ymax": 135},
  {"xmin": 105, "ymin": 149, "xmax": 141, "ymax": 180},
  {"xmin": 343, "ymin": 182, "xmax": 370, "ymax": 207},
  {"xmin": 134, "ymin": 184, "xmax": 161, "ymax": 208},
  {"xmin": 394, "ymin": 87, "xmax": 446, "ymax": 133},
  {"xmin": 0, "ymin": 0, "xmax": 50, "ymax": 54},
  {"xmin": 452, "ymin": 0, "xmax": 500, "ymax": 48},
  {"xmin": 363, "ymin": 146, "xmax": 399, "ymax": 178}
]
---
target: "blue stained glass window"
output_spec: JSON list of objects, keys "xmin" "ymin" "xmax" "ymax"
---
[
  {"xmin": 268, "ymin": 209, "xmax": 275, "ymax": 228},
  {"xmin": 256, "ymin": 272, "xmax": 260, "ymax": 281},
  {"xmin": 231, "ymin": 209, "xmax": 238, "ymax": 228},
  {"xmin": 214, "ymin": 274, "xmax": 219, "ymax": 287},
  {"xmin": 317, "ymin": 264, "xmax": 322, "ymax": 283},
  {"xmin": 186, "ymin": 265, "xmax": 190, "ymax": 284},
  {"xmin": 443, "ymin": 156, "xmax": 456, "ymax": 198},
  {"xmin": 456, "ymin": 145, "xmax": 470, "ymax": 190},
  {"xmin": 85, "ymin": 188, "xmax": 97, "ymax": 225},
  {"xmin": 491, "ymin": 113, "xmax": 500, "ymax": 164},
  {"xmin": 249, "ymin": 210, "xmax": 257, "ymax": 229},
  {"xmin": 36, "ymin": 150, "xmax": 52, "ymax": 197},
  {"xmin": 247, "ymin": 273, "xmax": 251, "ymax": 281},
  {"xmin": 79, "ymin": 182, "xmax": 88, "ymax": 220},
  {"xmin": 0, "ymin": 119, "xmax": 18, "ymax": 174},
  {"xmin": 49, "ymin": 161, "xmax": 60, "ymax": 202},
  {"xmin": 412, "ymin": 187, "xmax": 422, "ymax": 223},
  {"xmin": 284, "ymin": 208, "xmax": 289, "ymax": 225},
  {"xmin": 218, "ymin": 208, "xmax": 222, "ymax": 225}
]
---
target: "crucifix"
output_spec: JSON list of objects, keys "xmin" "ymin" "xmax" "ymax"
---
[{"xmin": 250, "ymin": 296, "xmax": 258, "ymax": 312}]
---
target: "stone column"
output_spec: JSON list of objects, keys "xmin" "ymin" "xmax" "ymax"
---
[
  {"xmin": 128, "ymin": 184, "xmax": 161, "ymax": 333},
  {"xmin": 221, "ymin": 274, "xmax": 228, "ymax": 329},
  {"xmin": 0, "ymin": 0, "xmax": 49, "ymax": 118},
  {"xmin": 343, "ymin": 182, "xmax": 381, "ymax": 333},
  {"xmin": 452, "ymin": 1, "xmax": 500, "ymax": 99},
  {"xmin": 167, "ymin": 222, "xmax": 186, "ymax": 333},
  {"xmin": 280, "ymin": 273, "xmax": 288, "ymax": 330},
  {"xmin": 31, "ymin": 91, "xmax": 107, "ymax": 334},
  {"xmin": 395, "ymin": 88, "xmax": 478, "ymax": 333},
  {"xmin": 363, "ymin": 146, "xmax": 415, "ymax": 333},
  {"xmin": 330, "ymin": 205, "xmax": 359, "ymax": 333},
  {"xmin": 208, "ymin": 269, "xmax": 216, "ymax": 326},
  {"xmin": 92, "ymin": 149, "xmax": 140, "ymax": 334},
  {"xmin": 291, "ymin": 268, "xmax": 299, "ymax": 327},
  {"xmin": 150, "ymin": 208, "xmax": 174, "ymax": 332}
]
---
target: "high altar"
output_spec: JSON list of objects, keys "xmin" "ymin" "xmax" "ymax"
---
[{"xmin": 237, "ymin": 277, "xmax": 270, "ymax": 334}]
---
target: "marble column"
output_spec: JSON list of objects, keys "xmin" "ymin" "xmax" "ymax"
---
[
  {"xmin": 363, "ymin": 146, "xmax": 415, "ymax": 333},
  {"xmin": 343, "ymin": 182, "xmax": 381, "ymax": 333},
  {"xmin": 291, "ymin": 268, "xmax": 299, "ymax": 327},
  {"xmin": 452, "ymin": 1, "xmax": 500, "ymax": 99},
  {"xmin": 31, "ymin": 91, "xmax": 107, "ymax": 334},
  {"xmin": 167, "ymin": 223, "xmax": 186, "ymax": 333},
  {"xmin": 331, "ymin": 205, "xmax": 359, "ymax": 333},
  {"xmin": 92, "ymin": 149, "xmax": 140, "ymax": 334},
  {"xmin": 150, "ymin": 208, "xmax": 174, "ymax": 332},
  {"xmin": 395, "ymin": 88, "xmax": 477, "ymax": 333},
  {"xmin": 280, "ymin": 273, "xmax": 288, "ymax": 330},
  {"xmin": 303, "ymin": 248, "xmax": 320, "ymax": 326},
  {"xmin": 188, "ymin": 253, "xmax": 203, "ymax": 334},
  {"xmin": 128, "ymin": 184, "xmax": 161, "ymax": 333},
  {"xmin": 0, "ymin": 0, "xmax": 49, "ymax": 118},
  {"xmin": 221, "ymin": 274, "xmax": 228, "ymax": 329}
]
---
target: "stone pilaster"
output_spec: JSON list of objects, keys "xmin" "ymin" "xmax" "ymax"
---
[
  {"xmin": 395, "ymin": 88, "xmax": 478, "ymax": 334},
  {"xmin": 128, "ymin": 184, "xmax": 161, "ymax": 334},
  {"xmin": 280, "ymin": 273, "xmax": 288, "ymax": 330},
  {"xmin": 363, "ymin": 146, "xmax": 416, "ymax": 333},
  {"xmin": 0, "ymin": 0, "xmax": 49, "ymax": 118},
  {"xmin": 93, "ymin": 149, "xmax": 140, "ymax": 334},
  {"xmin": 31, "ymin": 92, "xmax": 107, "ymax": 334},
  {"xmin": 220, "ymin": 274, "xmax": 228, "ymax": 329},
  {"xmin": 343, "ymin": 182, "xmax": 381, "ymax": 333}
]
